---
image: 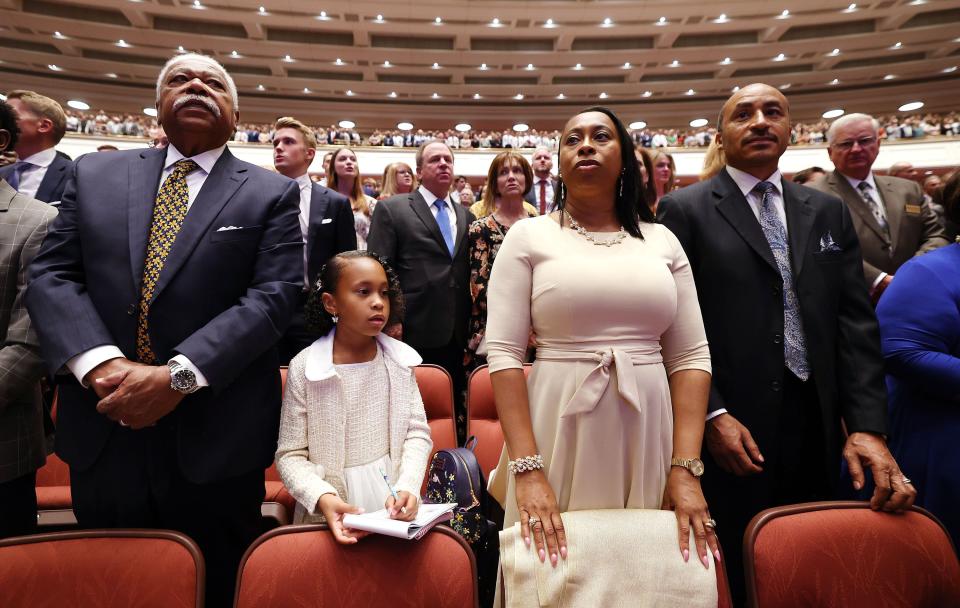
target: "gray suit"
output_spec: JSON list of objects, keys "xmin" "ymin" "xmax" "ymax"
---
[
  {"xmin": 0, "ymin": 179, "xmax": 56, "ymax": 536},
  {"xmin": 810, "ymin": 172, "xmax": 948, "ymax": 285}
]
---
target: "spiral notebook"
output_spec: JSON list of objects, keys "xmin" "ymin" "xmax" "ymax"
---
[{"xmin": 342, "ymin": 502, "xmax": 457, "ymax": 540}]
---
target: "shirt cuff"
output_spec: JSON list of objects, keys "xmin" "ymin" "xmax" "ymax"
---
[
  {"xmin": 170, "ymin": 355, "xmax": 210, "ymax": 388},
  {"xmin": 706, "ymin": 408, "xmax": 728, "ymax": 422},
  {"xmin": 67, "ymin": 345, "xmax": 125, "ymax": 387},
  {"xmin": 871, "ymin": 272, "xmax": 888, "ymax": 290}
]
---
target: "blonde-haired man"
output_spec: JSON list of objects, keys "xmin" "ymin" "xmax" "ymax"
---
[
  {"xmin": 0, "ymin": 90, "xmax": 73, "ymax": 203},
  {"xmin": 272, "ymin": 116, "xmax": 356, "ymax": 362}
]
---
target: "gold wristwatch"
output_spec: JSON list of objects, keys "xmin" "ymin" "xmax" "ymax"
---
[{"xmin": 671, "ymin": 457, "xmax": 705, "ymax": 478}]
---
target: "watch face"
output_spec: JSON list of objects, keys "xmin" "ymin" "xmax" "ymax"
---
[
  {"xmin": 172, "ymin": 368, "xmax": 197, "ymax": 392},
  {"xmin": 690, "ymin": 459, "xmax": 705, "ymax": 477}
]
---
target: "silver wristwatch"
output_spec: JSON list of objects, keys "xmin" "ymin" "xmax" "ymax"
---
[
  {"xmin": 168, "ymin": 361, "xmax": 199, "ymax": 394},
  {"xmin": 671, "ymin": 457, "xmax": 705, "ymax": 478}
]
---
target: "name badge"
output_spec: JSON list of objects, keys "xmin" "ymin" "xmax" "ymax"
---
[{"xmin": 904, "ymin": 204, "xmax": 922, "ymax": 215}]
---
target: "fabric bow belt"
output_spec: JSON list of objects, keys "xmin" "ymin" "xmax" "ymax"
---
[{"xmin": 535, "ymin": 346, "xmax": 663, "ymax": 418}]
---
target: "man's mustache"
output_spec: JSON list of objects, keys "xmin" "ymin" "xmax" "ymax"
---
[{"xmin": 172, "ymin": 94, "xmax": 221, "ymax": 117}]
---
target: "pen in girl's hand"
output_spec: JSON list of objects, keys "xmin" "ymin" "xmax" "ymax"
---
[{"xmin": 380, "ymin": 468, "xmax": 407, "ymax": 514}]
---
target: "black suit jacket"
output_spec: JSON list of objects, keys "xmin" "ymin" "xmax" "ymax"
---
[
  {"xmin": 306, "ymin": 183, "xmax": 356, "ymax": 285},
  {"xmin": 0, "ymin": 151, "xmax": 73, "ymax": 204},
  {"xmin": 25, "ymin": 146, "xmax": 303, "ymax": 484},
  {"xmin": 658, "ymin": 169, "xmax": 887, "ymax": 469},
  {"xmin": 366, "ymin": 190, "xmax": 474, "ymax": 350}
]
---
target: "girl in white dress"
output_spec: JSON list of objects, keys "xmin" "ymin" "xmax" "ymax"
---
[{"xmin": 276, "ymin": 251, "xmax": 433, "ymax": 543}]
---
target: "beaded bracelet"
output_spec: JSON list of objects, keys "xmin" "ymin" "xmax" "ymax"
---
[{"xmin": 508, "ymin": 454, "xmax": 544, "ymax": 475}]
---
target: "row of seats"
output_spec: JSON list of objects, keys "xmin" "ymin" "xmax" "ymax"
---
[{"xmin": 3, "ymin": 502, "xmax": 957, "ymax": 607}]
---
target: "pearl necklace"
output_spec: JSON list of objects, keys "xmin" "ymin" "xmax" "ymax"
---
[{"xmin": 564, "ymin": 211, "xmax": 628, "ymax": 247}]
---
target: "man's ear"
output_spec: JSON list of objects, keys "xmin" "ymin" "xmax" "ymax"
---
[{"xmin": 305, "ymin": 147, "xmax": 317, "ymax": 163}]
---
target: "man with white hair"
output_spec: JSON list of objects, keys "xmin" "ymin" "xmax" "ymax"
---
[
  {"xmin": 809, "ymin": 113, "xmax": 947, "ymax": 303},
  {"xmin": 26, "ymin": 53, "xmax": 302, "ymax": 607}
]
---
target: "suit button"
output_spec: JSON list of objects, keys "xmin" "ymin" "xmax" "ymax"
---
[
  {"xmin": 773, "ymin": 334, "xmax": 783, "ymax": 345},
  {"xmin": 127, "ymin": 304, "xmax": 136, "ymax": 316},
  {"xmin": 771, "ymin": 380, "xmax": 782, "ymax": 392}
]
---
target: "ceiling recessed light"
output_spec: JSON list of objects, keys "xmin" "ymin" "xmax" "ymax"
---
[
  {"xmin": 338, "ymin": 120, "xmax": 355, "ymax": 129},
  {"xmin": 431, "ymin": 92, "xmax": 440, "ymax": 99},
  {"xmin": 669, "ymin": 59, "xmax": 680, "ymax": 67},
  {"xmin": 943, "ymin": 66, "xmax": 958, "ymax": 73},
  {"xmin": 557, "ymin": 93, "xmax": 566, "ymax": 99},
  {"xmin": 283, "ymin": 54, "xmax": 294, "ymax": 62},
  {"xmin": 773, "ymin": 53, "xmax": 786, "ymax": 62},
  {"xmin": 829, "ymin": 48, "xmax": 840, "ymax": 56},
  {"xmin": 192, "ymin": 0, "xmax": 203, "ymax": 9},
  {"xmin": 383, "ymin": 60, "xmax": 391, "ymax": 68},
  {"xmin": 779, "ymin": 83, "xmax": 792, "ymax": 90},
  {"xmin": 374, "ymin": 14, "xmax": 384, "ymax": 23},
  {"xmin": 822, "ymin": 109, "xmax": 845, "ymax": 119},
  {"xmin": 898, "ymin": 101, "xmax": 924, "ymax": 112},
  {"xmin": 732, "ymin": 85, "xmax": 740, "ymax": 92},
  {"xmin": 177, "ymin": 46, "xmax": 185, "ymax": 53},
  {"xmin": 622, "ymin": 62, "xmax": 632, "ymax": 69},
  {"xmin": 642, "ymin": 90, "xmax": 653, "ymax": 97},
  {"xmin": 714, "ymin": 14, "xmax": 729, "ymax": 23},
  {"xmin": 490, "ymin": 17, "xmax": 501, "ymax": 27},
  {"xmin": 258, "ymin": 6, "xmax": 267, "ymax": 15},
  {"xmin": 544, "ymin": 18, "xmax": 556, "ymax": 28},
  {"xmin": 67, "ymin": 100, "xmax": 90, "ymax": 110},
  {"xmin": 303, "ymin": 87, "xmax": 311, "ymax": 94},
  {"xmin": 778, "ymin": 9, "xmax": 790, "ymax": 18},
  {"xmin": 431, "ymin": 62, "xmax": 440, "ymax": 69},
  {"xmin": 116, "ymin": 39, "xmax": 130, "ymax": 47},
  {"xmin": 105, "ymin": 72, "xmax": 118, "ymax": 78},
  {"xmin": 473, "ymin": 93, "xmax": 482, "ymax": 99},
  {"xmin": 599, "ymin": 92, "xmax": 609, "ymax": 99},
  {"xmin": 47, "ymin": 64, "xmax": 62, "ymax": 71},
  {"xmin": 514, "ymin": 93, "xmax": 524, "ymax": 100},
  {"xmin": 455, "ymin": 123, "xmax": 471, "ymax": 132},
  {"xmin": 257, "ymin": 84, "xmax": 265, "ymax": 90},
  {"xmin": 573, "ymin": 63, "xmax": 583, "ymax": 70},
  {"xmin": 513, "ymin": 123, "xmax": 529, "ymax": 132},
  {"xmin": 525, "ymin": 63, "xmax": 535, "ymax": 70},
  {"xmin": 601, "ymin": 17, "xmax": 613, "ymax": 27},
  {"xmin": 317, "ymin": 11, "xmax": 330, "ymax": 20},
  {"xmin": 891, "ymin": 41, "xmax": 902, "ymax": 50},
  {"xmin": 397, "ymin": 121, "xmax": 413, "ymax": 130},
  {"xmin": 845, "ymin": 3, "xmax": 857, "ymax": 11},
  {"xmin": 629, "ymin": 121, "xmax": 647, "ymax": 129},
  {"xmin": 829, "ymin": 78, "xmax": 840, "ymax": 85},
  {"xmin": 690, "ymin": 118, "xmax": 709, "ymax": 128},
  {"xmin": 230, "ymin": 50, "xmax": 241, "ymax": 58},
  {"xmin": 53, "ymin": 31, "xmax": 67, "ymax": 39},
  {"xmin": 883, "ymin": 74, "xmax": 896, "ymax": 80},
  {"xmin": 388, "ymin": 91, "xmax": 397, "ymax": 98},
  {"xmin": 346, "ymin": 89, "xmax": 355, "ymax": 96},
  {"xmin": 685, "ymin": 89, "xmax": 696, "ymax": 96},
  {"xmin": 479, "ymin": 63, "xmax": 489, "ymax": 70},
  {"xmin": 720, "ymin": 57, "xmax": 732, "ymax": 65},
  {"xmin": 434, "ymin": 17, "xmax": 442, "ymax": 24},
  {"xmin": 143, "ymin": 107, "xmax": 158, "ymax": 117},
  {"xmin": 656, "ymin": 16, "xmax": 668, "ymax": 25},
  {"xmin": 334, "ymin": 58, "xmax": 344, "ymax": 65}
]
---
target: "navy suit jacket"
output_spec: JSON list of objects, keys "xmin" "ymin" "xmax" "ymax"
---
[
  {"xmin": 0, "ymin": 151, "xmax": 73, "ymax": 204},
  {"xmin": 306, "ymin": 183, "xmax": 356, "ymax": 285},
  {"xmin": 658, "ymin": 169, "xmax": 887, "ymax": 475},
  {"xmin": 25, "ymin": 145, "xmax": 303, "ymax": 483}
]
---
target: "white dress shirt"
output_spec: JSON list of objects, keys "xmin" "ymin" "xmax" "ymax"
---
[
  {"xmin": 15, "ymin": 146, "xmax": 57, "ymax": 200},
  {"xmin": 418, "ymin": 184, "xmax": 458, "ymax": 243},
  {"xmin": 841, "ymin": 172, "xmax": 889, "ymax": 288},
  {"xmin": 66, "ymin": 143, "xmax": 227, "ymax": 388},
  {"xmin": 295, "ymin": 173, "xmax": 313, "ymax": 288}
]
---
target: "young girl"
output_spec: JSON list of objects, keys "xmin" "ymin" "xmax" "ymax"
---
[{"xmin": 276, "ymin": 251, "xmax": 433, "ymax": 544}]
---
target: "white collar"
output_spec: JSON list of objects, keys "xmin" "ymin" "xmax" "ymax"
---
[
  {"xmin": 841, "ymin": 171, "xmax": 877, "ymax": 193},
  {"xmin": 303, "ymin": 328, "xmax": 422, "ymax": 381},
  {"xmin": 20, "ymin": 147, "xmax": 58, "ymax": 168},
  {"xmin": 164, "ymin": 143, "xmax": 226, "ymax": 175},
  {"xmin": 294, "ymin": 173, "xmax": 312, "ymax": 190},
  {"xmin": 725, "ymin": 165, "xmax": 784, "ymax": 199},
  {"xmin": 418, "ymin": 184, "xmax": 448, "ymax": 208}
]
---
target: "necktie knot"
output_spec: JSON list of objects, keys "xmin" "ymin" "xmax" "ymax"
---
[
  {"xmin": 857, "ymin": 181, "xmax": 871, "ymax": 194},
  {"xmin": 753, "ymin": 181, "xmax": 776, "ymax": 197},
  {"xmin": 172, "ymin": 159, "xmax": 199, "ymax": 177}
]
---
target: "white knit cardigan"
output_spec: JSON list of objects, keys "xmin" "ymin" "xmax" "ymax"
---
[{"xmin": 275, "ymin": 330, "xmax": 433, "ymax": 524}]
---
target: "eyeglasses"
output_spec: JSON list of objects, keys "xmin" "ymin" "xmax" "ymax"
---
[{"xmin": 833, "ymin": 136, "xmax": 877, "ymax": 151}]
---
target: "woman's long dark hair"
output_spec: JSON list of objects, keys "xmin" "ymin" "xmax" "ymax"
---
[
  {"xmin": 555, "ymin": 106, "xmax": 654, "ymax": 239},
  {"xmin": 304, "ymin": 250, "xmax": 405, "ymax": 336}
]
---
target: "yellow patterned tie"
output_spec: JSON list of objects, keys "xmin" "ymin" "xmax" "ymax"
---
[{"xmin": 136, "ymin": 159, "xmax": 199, "ymax": 363}]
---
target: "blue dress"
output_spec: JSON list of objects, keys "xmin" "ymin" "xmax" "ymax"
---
[{"xmin": 876, "ymin": 243, "xmax": 960, "ymax": 548}]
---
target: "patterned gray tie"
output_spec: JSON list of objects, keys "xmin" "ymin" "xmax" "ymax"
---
[
  {"xmin": 6, "ymin": 161, "xmax": 29, "ymax": 192},
  {"xmin": 856, "ymin": 181, "xmax": 890, "ymax": 238},
  {"xmin": 754, "ymin": 181, "xmax": 811, "ymax": 381}
]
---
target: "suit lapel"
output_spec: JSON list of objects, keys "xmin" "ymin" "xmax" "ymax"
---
[
  {"xmin": 128, "ymin": 147, "xmax": 166, "ymax": 289},
  {"xmin": 35, "ymin": 154, "xmax": 68, "ymax": 202},
  {"xmin": 873, "ymin": 175, "xmax": 903, "ymax": 247},
  {"xmin": 150, "ymin": 148, "xmax": 247, "ymax": 303},
  {"xmin": 712, "ymin": 172, "xmax": 779, "ymax": 273},
  {"xmin": 782, "ymin": 181, "xmax": 816, "ymax": 278},
  {"xmin": 307, "ymin": 184, "xmax": 330, "ymax": 278},
  {"xmin": 410, "ymin": 191, "xmax": 449, "ymax": 253},
  {"xmin": 0, "ymin": 179, "xmax": 15, "ymax": 211},
  {"xmin": 830, "ymin": 171, "xmax": 889, "ymax": 244}
]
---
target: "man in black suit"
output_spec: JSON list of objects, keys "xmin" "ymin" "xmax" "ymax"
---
[
  {"xmin": 524, "ymin": 145, "xmax": 558, "ymax": 215},
  {"xmin": 367, "ymin": 140, "xmax": 474, "ymax": 440},
  {"xmin": 0, "ymin": 90, "xmax": 73, "ymax": 204},
  {"xmin": 658, "ymin": 83, "xmax": 915, "ymax": 604},
  {"xmin": 26, "ymin": 53, "xmax": 302, "ymax": 607},
  {"xmin": 272, "ymin": 116, "xmax": 356, "ymax": 363}
]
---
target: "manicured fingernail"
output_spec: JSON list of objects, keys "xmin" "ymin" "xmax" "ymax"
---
[
  {"xmin": 714, "ymin": 549, "xmax": 722, "ymax": 563},
  {"xmin": 759, "ymin": 454, "xmax": 765, "ymax": 462},
  {"xmin": 538, "ymin": 549, "xmax": 545, "ymax": 562},
  {"xmin": 551, "ymin": 553, "xmax": 558, "ymax": 567},
  {"xmin": 524, "ymin": 536, "xmax": 531, "ymax": 547},
  {"xmin": 560, "ymin": 547, "xmax": 568, "ymax": 560},
  {"xmin": 854, "ymin": 481, "xmax": 862, "ymax": 490},
  {"xmin": 683, "ymin": 549, "xmax": 690, "ymax": 562},
  {"xmin": 701, "ymin": 554, "xmax": 710, "ymax": 569}
]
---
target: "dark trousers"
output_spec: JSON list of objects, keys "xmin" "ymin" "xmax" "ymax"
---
[
  {"xmin": 277, "ymin": 294, "xmax": 313, "ymax": 366},
  {"xmin": 70, "ymin": 423, "xmax": 266, "ymax": 608},
  {"xmin": 0, "ymin": 471, "xmax": 38, "ymax": 538},
  {"xmin": 703, "ymin": 372, "xmax": 832, "ymax": 607},
  {"xmin": 418, "ymin": 337, "xmax": 468, "ymax": 445}
]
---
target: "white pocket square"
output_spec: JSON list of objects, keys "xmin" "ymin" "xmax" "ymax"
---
[
  {"xmin": 321, "ymin": 218, "xmax": 333, "ymax": 224},
  {"xmin": 216, "ymin": 225, "xmax": 243, "ymax": 232}
]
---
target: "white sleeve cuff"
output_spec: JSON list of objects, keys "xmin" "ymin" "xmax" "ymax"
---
[
  {"xmin": 170, "ymin": 355, "xmax": 210, "ymax": 388},
  {"xmin": 871, "ymin": 272, "xmax": 888, "ymax": 289},
  {"xmin": 706, "ymin": 408, "xmax": 728, "ymax": 422},
  {"xmin": 67, "ymin": 345, "xmax": 125, "ymax": 387}
]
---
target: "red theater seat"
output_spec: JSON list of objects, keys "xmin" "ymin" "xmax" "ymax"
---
[
  {"xmin": 744, "ymin": 501, "xmax": 960, "ymax": 608},
  {"xmin": 0, "ymin": 529, "xmax": 205, "ymax": 607},
  {"xmin": 465, "ymin": 364, "xmax": 531, "ymax": 478},
  {"xmin": 234, "ymin": 524, "xmax": 477, "ymax": 608},
  {"xmin": 414, "ymin": 364, "xmax": 456, "ymax": 494}
]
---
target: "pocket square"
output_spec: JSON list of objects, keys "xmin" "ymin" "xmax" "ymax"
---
[
  {"xmin": 321, "ymin": 218, "xmax": 333, "ymax": 224},
  {"xmin": 216, "ymin": 225, "xmax": 243, "ymax": 232},
  {"xmin": 819, "ymin": 230, "xmax": 842, "ymax": 252}
]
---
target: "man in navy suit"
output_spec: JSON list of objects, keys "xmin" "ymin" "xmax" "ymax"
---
[
  {"xmin": 272, "ymin": 116, "xmax": 356, "ymax": 363},
  {"xmin": 26, "ymin": 54, "xmax": 302, "ymax": 607},
  {"xmin": 658, "ymin": 83, "xmax": 916, "ymax": 604},
  {"xmin": 0, "ymin": 90, "xmax": 73, "ymax": 204}
]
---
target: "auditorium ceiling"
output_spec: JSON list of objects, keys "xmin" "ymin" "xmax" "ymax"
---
[{"xmin": 1, "ymin": 0, "xmax": 959, "ymax": 130}]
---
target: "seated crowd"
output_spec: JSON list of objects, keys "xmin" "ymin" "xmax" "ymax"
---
[{"xmin": 2, "ymin": 53, "xmax": 960, "ymax": 608}]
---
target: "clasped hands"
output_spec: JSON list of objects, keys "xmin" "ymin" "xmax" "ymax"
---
[
  {"xmin": 707, "ymin": 412, "xmax": 916, "ymax": 512},
  {"xmin": 84, "ymin": 357, "xmax": 184, "ymax": 429}
]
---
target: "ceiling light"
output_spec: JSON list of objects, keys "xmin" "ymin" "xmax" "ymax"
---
[
  {"xmin": 67, "ymin": 100, "xmax": 90, "ymax": 110},
  {"xmin": 514, "ymin": 93, "xmax": 524, "ymax": 100},
  {"xmin": 143, "ymin": 107, "xmax": 158, "ymax": 117},
  {"xmin": 431, "ymin": 62, "xmax": 440, "ymax": 69},
  {"xmin": 891, "ymin": 41, "xmax": 902, "ymax": 50},
  {"xmin": 490, "ymin": 17, "xmax": 501, "ymax": 27},
  {"xmin": 685, "ymin": 89, "xmax": 696, "ymax": 96},
  {"xmin": 622, "ymin": 62, "xmax": 631, "ymax": 69},
  {"xmin": 192, "ymin": 0, "xmax": 203, "ymax": 9},
  {"xmin": 479, "ymin": 63, "xmax": 489, "ymax": 70},
  {"xmin": 513, "ymin": 123, "xmax": 529, "ymax": 132},
  {"xmin": 346, "ymin": 89, "xmax": 355, "ymax": 96},
  {"xmin": 778, "ymin": 9, "xmax": 790, "ymax": 18},
  {"xmin": 714, "ymin": 14, "xmax": 729, "ymax": 23},
  {"xmin": 573, "ymin": 63, "xmax": 583, "ymax": 70},
  {"xmin": 829, "ymin": 78, "xmax": 840, "ymax": 85},
  {"xmin": 431, "ymin": 92, "xmax": 440, "ymax": 99},
  {"xmin": 177, "ymin": 46, "xmax": 185, "ymax": 53},
  {"xmin": 557, "ymin": 93, "xmax": 566, "ymax": 99},
  {"xmin": 283, "ymin": 54, "xmax": 294, "ymax": 62},
  {"xmin": 732, "ymin": 85, "xmax": 740, "ymax": 92},
  {"xmin": 629, "ymin": 121, "xmax": 647, "ymax": 130},
  {"xmin": 773, "ymin": 53, "xmax": 786, "ymax": 62},
  {"xmin": 943, "ymin": 66, "xmax": 958, "ymax": 73},
  {"xmin": 303, "ymin": 87, "xmax": 311, "ymax": 94},
  {"xmin": 601, "ymin": 17, "xmax": 613, "ymax": 27},
  {"xmin": 883, "ymin": 74, "xmax": 896, "ymax": 80},
  {"xmin": 230, "ymin": 50, "xmax": 241, "ymax": 58},
  {"xmin": 317, "ymin": 11, "xmax": 330, "ymax": 20},
  {"xmin": 720, "ymin": 57, "xmax": 732, "ymax": 65},
  {"xmin": 53, "ymin": 31, "xmax": 67, "ymax": 39},
  {"xmin": 690, "ymin": 118, "xmax": 709, "ymax": 128},
  {"xmin": 473, "ymin": 93, "xmax": 482, "ymax": 99},
  {"xmin": 47, "ymin": 64, "xmax": 63, "ymax": 71},
  {"xmin": 844, "ymin": 3, "xmax": 857, "ymax": 11},
  {"xmin": 258, "ymin": 6, "xmax": 267, "ymax": 15},
  {"xmin": 822, "ymin": 109, "xmax": 845, "ymax": 119},
  {"xmin": 382, "ymin": 60, "xmax": 391, "ymax": 68},
  {"xmin": 642, "ymin": 90, "xmax": 653, "ymax": 97},
  {"xmin": 599, "ymin": 92, "xmax": 609, "ymax": 99},
  {"xmin": 374, "ymin": 14, "xmax": 384, "ymax": 23},
  {"xmin": 669, "ymin": 59, "xmax": 680, "ymax": 67},
  {"xmin": 397, "ymin": 121, "xmax": 413, "ymax": 130},
  {"xmin": 388, "ymin": 91, "xmax": 397, "ymax": 98},
  {"xmin": 779, "ymin": 83, "xmax": 792, "ymax": 90},
  {"xmin": 898, "ymin": 101, "xmax": 924, "ymax": 112},
  {"xmin": 334, "ymin": 58, "xmax": 344, "ymax": 65},
  {"xmin": 829, "ymin": 48, "xmax": 840, "ymax": 56},
  {"xmin": 338, "ymin": 120, "xmax": 355, "ymax": 129},
  {"xmin": 105, "ymin": 72, "xmax": 118, "ymax": 79},
  {"xmin": 455, "ymin": 123, "xmax": 472, "ymax": 132},
  {"xmin": 257, "ymin": 84, "xmax": 265, "ymax": 90},
  {"xmin": 116, "ymin": 39, "xmax": 130, "ymax": 47},
  {"xmin": 434, "ymin": 17, "xmax": 442, "ymax": 24},
  {"xmin": 544, "ymin": 18, "xmax": 556, "ymax": 28},
  {"xmin": 656, "ymin": 16, "xmax": 668, "ymax": 25},
  {"xmin": 525, "ymin": 63, "xmax": 535, "ymax": 70}
]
